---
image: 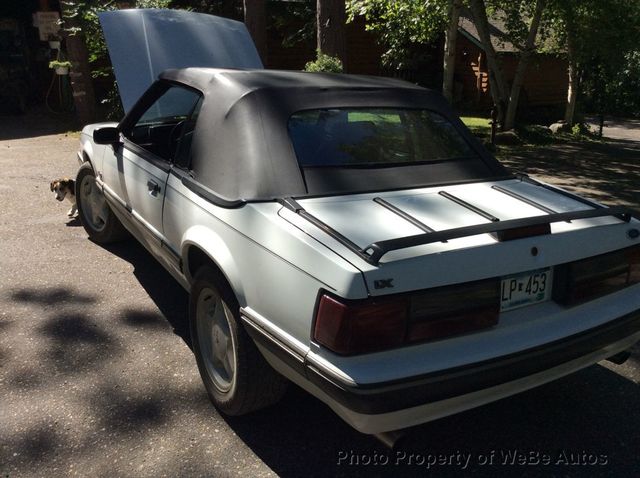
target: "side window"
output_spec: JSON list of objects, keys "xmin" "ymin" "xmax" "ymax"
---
[
  {"xmin": 173, "ymin": 96, "xmax": 203, "ymax": 169},
  {"xmin": 125, "ymin": 85, "xmax": 202, "ymax": 162}
]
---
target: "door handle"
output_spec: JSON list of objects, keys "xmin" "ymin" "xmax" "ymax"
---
[{"xmin": 147, "ymin": 180, "xmax": 161, "ymax": 196}]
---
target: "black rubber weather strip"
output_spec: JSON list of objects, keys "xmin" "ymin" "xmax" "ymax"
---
[
  {"xmin": 438, "ymin": 190, "xmax": 500, "ymax": 222},
  {"xmin": 372, "ymin": 197, "xmax": 436, "ymax": 233},
  {"xmin": 491, "ymin": 184, "xmax": 558, "ymax": 214}
]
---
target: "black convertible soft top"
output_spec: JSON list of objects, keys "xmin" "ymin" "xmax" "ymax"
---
[{"xmin": 156, "ymin": 68, "xmax": 509, "ymax": 204}]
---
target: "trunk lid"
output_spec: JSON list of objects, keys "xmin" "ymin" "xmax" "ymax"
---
[{"xmin": 280, "ymin": 178, "xmax": 637, "ymax": 295}]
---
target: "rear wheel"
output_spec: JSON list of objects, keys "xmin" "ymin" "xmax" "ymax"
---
[
  {"xmin": 76, "ymin": 162, "xmax": 128, "ymax": 243},
  {"xmin": 190, "ymin": 266, "xmax": 287, "ymax": 415}
]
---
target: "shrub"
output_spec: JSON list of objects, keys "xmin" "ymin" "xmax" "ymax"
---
[{"xmin": 304, "ymin": 51, "xmax": 343, "ymax": 73}]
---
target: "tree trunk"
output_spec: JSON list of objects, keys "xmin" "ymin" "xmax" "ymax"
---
[
  {"xmin": 564, "ymin": 32, "xmax": 578, "ymax": 125},
  {"xmin": 503, "ymin": 0, "xmax": 546, "ymax": 130},
  {"xmin": 316, "ymin": 0, "xmax": 347, "ymax": 68},
  {"xmin": 442, "ymin": 0, "xmax": 462, "ymax": 104},
  {"xmin": 59, "ymin": 1, "xmax": 95, "ymax": 125},
  {"xmin": 244, "ymin": 0, "xmax": 267, "ymax": 65},
  {"xmin": 469, "ymin": 0, "xmax": 508, "ymax": 129}
]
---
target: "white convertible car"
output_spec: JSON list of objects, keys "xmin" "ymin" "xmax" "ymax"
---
[{"xmin": 75, "ymin": 9, "xmax": 640, "ymax": 436}]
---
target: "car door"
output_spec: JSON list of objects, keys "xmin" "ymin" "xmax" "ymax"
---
[{"xmin": 118, "ymin": 82, "xmax": 203, "ymax": 255}]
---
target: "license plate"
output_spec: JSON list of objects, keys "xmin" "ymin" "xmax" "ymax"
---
[{"xmin": 500, "ymin": 268, "xmax": 552, "ymax": 312}]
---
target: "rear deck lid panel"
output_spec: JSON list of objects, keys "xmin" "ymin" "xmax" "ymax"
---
[{"xmin": 282, "ymin": 179, "xmax": 637, "ymax": 294}]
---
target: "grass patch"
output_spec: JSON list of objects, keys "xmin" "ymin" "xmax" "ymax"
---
[
  {"xmin": 461, "ymin": 116, "xmax": 491, "ymax": 137},
  {"xmin": 461, "ymin": 116, "xmax": 601, "ymax": 149}
]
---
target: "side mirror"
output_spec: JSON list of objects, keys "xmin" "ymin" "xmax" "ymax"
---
[{"xmin": 93, "ymin": 126, "xmax": 121, "ymax": 145}]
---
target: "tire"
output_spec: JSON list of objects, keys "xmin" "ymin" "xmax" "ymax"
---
[
  {"xmin": 190, "ymin": 266, "xmax": 287, "ymax": 416},
  {"xmin": 75, "ymin": 162, "xmax": 128, "ymax": 243}
]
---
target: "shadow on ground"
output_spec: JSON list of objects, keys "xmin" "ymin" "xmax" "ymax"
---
[
  {"xmin": 223, "ymin": 363, "xmax": 640, "ymax": 477},
  {"xmin": 0, "ymin": 106, "xmax": 77, "ymax": 140},
  {"xmin": 4, "ymin": 237, "xmax": 639, "ymax": 477},
  {"xmin": 100, "ymin": 239, "xmax": 190, "ymax": 346},
  {"xmin": 498, "ymin": 138, "xmax": 640, "ymax": 207},
  {"xmin": 2, "ymin": 279, "xmax": 192, "ymax": 475}
]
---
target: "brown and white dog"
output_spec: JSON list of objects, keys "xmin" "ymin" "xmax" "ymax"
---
[{"xmin": 50, "ymin": 178, "xmax": 77, "ymax": 217}]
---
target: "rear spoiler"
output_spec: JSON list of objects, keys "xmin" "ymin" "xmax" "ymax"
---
[{"xmin": 280, "ymin": 176, "xmax": 639, "ymax": 266}]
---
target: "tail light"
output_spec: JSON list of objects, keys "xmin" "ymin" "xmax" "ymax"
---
[
  {"xmin": 408, "ymin": 280, "xmax": 500, "ymax": 342},
  {"xmin": 553, "ymin": 245, "xmax": 640, "ymax": 306},
  {"xmin": 313, "ymin": 295, "xmax": 407, "ymax": 355},
  {"xmin": 313, "ymin": 279, "xmax": 499, "ymax": 355}
]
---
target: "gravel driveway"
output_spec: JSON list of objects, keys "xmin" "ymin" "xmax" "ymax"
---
[{"xmin": 1, "ymin": 111, "xmax": 639, "ymax": 477}]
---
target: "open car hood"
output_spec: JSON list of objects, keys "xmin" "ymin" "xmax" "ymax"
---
[{"xmin": 98, "ymin": 9, "xmax": 262, "ymax": 112}]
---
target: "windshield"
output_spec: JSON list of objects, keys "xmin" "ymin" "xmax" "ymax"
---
[{"xmin": 288, "ymin": 108, "xmax": 478, "ymax": 168}]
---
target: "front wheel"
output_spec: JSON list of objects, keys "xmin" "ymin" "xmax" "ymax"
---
[
  {"xmin": 75, "ymin": 163, "xmax": 128, "ymax": 243},
  {"xmin": 189, "ymin": 266, "xmax": 287, "ymax": 415}
]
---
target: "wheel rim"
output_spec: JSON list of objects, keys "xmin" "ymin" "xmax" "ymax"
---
[
  {"xmin": 80, "ymin": 175, "xmax": 109, "ymax": 232},
  {"xmin": 196, "ymin": 287, "xmax": 236, "ymax": 393}
]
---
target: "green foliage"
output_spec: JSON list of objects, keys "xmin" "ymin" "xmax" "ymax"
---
[
  {"xmin": 269, "ymin": 0, "xmax": 315, "ymax": 48},
  {"xmin": 49, "ymin": 60, "xmax": 72, "ymax": 69},
  {"xmin": 569, "ymin": 122, "xmax": 594, "ymax": 138},
  {"xmin": 347, "ymin": 0, "xmax": 449, "ymax": 68},
  {"xmin": 170, "ymin": 0, "xmax": 243, "ymax": 18},
  {"xmin": 494, "ymin": 0, "xmax": 554, "ymax": 50},
  {"xmin": 601, "ymin": 51, "xmax": 640, "ymax": 117},
  {"xmin": 61, "ymin": 0, "xmax": 172, "ymax": 119},
  {"xmin": 304, "ymin": 51, "xmax": 344, "ymax": 73},
  {"xmin": 544, "ymin": 0, "xmax": 640, "ymax": 116}
]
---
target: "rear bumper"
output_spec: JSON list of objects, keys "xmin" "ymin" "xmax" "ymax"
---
[
  {"xmin": 242, "ymin": 309, "xmax": 640, "ymax": 434},
  {"xmin": 307, "ymin": 310, "xmax": 640, "ymax": 414}
]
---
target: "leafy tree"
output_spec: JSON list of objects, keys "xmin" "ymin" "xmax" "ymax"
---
[
  {"xmin": 269, "ymin": 0, "xmax": 315, "ymax": 48},
  {"xmin": 597, "ymin": 51, "xmax": 640, "ymax": 117},
  {"xmin": 347, "ymin": 0, "xmax": 449, "ymax": 69},
  {"xmin": 546, "ymin": 0, "xmax": 640, "ymax": 124},
  {"xmin": 349, "ymin": 0, "xmax": 550, "ymax": 130},
  {"xmin": 492, "ymin": 0, "xmax": 547, "ymax": 130},
  {"xmin": 61, "ymin": 0, "xmax": 172, "ymax": 119},
  {"xmin": 60, "ymin": 0, "xmax": 97, "ymax": 124}
]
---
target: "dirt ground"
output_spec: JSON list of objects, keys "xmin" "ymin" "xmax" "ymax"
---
[{"xmin": 1, "ymin": 110, "xmax": 639, "ymax": 477}]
